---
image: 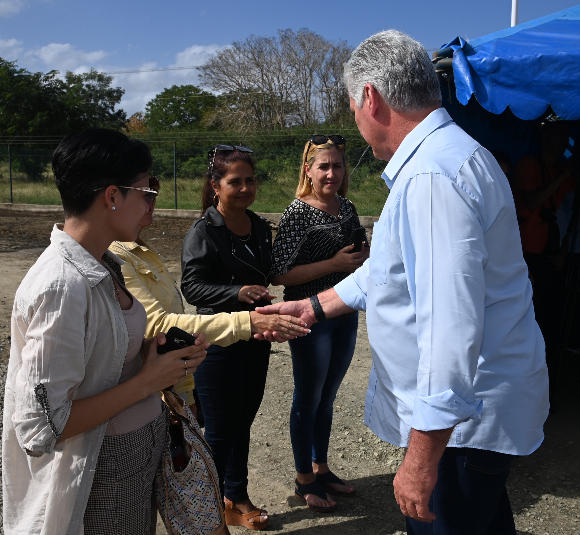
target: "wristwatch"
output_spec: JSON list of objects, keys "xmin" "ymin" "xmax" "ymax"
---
[{"xmin": 310, "ymin": 295, "xmax": 327, "ymax": 322}]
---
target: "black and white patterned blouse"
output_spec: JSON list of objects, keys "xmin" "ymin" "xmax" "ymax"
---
[{"xmin": 271, "ymin": 197, "xmax": 366, "ymax": 301}]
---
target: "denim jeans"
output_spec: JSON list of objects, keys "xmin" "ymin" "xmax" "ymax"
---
[
  {"xmin": 193, "ymin": 338, "xmax": 270, "ymax": 503},
  {"xmin": 288, "ymin": 312, "xmax": 358, "ymax": 474},
  {"xmin": 406, "ymin": 447, "xmax": 517, "ymax": 535}
]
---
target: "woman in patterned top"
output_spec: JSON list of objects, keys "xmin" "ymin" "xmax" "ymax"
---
[{"xmin": 271, "ymin": 135, "xmax": 369, "ymax": 512}]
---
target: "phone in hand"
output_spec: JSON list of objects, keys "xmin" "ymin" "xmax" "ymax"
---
[
  {"xmin": 351, "ymin": 227, "xmax": 366, "ymax": 253},
  {"xmin": 157, "ymin": 327, "xmax": 198, "ymax": 355}
]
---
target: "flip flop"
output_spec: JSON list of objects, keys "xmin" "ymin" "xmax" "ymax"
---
[
  {"xmin": 316, "ymin": 470, "xmax": 356, "ymax": 497},
  {"xmin": 224, "ymin": 498, "xmax": 269, "ymax": 530},
  {"xmin": 294, "ymin": 479, "xmax": 337, "ymax": 513}
]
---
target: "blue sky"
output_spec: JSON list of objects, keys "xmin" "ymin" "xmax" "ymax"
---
[{"xmin": 1, "ymin": 0, "xmax": 578, "ymax": 116}]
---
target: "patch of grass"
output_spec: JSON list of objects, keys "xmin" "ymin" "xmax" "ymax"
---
[{"xmin": 0, "ymin": 171, "xmax": 389, "ymax": 216}]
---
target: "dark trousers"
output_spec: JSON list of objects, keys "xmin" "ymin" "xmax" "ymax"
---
[
  {"xmin": 193, "ymin": 338, "xmax": 270, "ymax": 503},
  {"xmin": 406, "ymin": 447, "xmax": 517, "ymax": 535},
  {"xmin": 288, "ymin": 312, "xmax": 358, "ymax": 473}
]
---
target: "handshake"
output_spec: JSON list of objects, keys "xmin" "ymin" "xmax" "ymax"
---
[{"xmin": 251, "ymin": 291, "xmax": 344, "ymax": 342}]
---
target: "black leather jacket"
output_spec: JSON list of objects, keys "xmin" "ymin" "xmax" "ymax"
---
[{"xmin": 180, "ymin": 206, "xmax": 273, "ymax": 314}]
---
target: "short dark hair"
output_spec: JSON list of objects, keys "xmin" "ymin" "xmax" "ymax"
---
[
  {"xmin": 52, "ymin": 129, "xmax": 152, "ymax": 217},
  {"xmin": 201, "ymin": 148, "xmax": 256, "ymax": 214}
]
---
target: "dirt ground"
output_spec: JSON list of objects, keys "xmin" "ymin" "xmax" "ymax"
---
[{"xmin": 0, "ymin": 208, "xmax": 579, "ymax": 535}]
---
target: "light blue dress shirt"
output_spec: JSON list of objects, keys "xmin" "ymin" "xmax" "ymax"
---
[{"xmin": 335, "ymin": 108, "xmax": 549, "ymax": 455}]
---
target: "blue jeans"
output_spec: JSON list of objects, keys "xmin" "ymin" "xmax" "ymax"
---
[
  {"xmin": 193, "ymin": 338, "xmax": 270, "ymax": 503},
  {"xmin": 288, "ymin": 312, "xmax": 358, "ymax": 474},
  {"xmin": 406, "ymin": 447, "xmax": 517, "ymax": 535}
]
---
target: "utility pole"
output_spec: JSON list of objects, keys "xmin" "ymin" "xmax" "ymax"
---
[{"xmin": 511, "ymin": 0, "xmax": 519, "ymax": 27}]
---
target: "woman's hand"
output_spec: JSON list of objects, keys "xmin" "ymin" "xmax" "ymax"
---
[
  {"xmin": 139, "ymin": 332, "xmax": 210, "ymax": 394},
  {"xmin": 330, "ymin": 243, "xmax": 369, "ymax": 273},
  {"xmin": 250, "ymin": 311, "xmax": 310, "ymax": 342},
  {"xmin": 239, "ymin": 285, "xmax": 276, "ymax": 304}
]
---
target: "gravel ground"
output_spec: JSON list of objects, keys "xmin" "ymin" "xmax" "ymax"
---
[{"xmin": 0, "ymin": 208, "xmax": 579, "ymax": 535}]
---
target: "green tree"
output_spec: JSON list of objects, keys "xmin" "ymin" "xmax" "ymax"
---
[
  {"xmin": 0, "ymin": 59, "xmax": 126, "ymax": 136},
  {"xmin": 0, "ymin": 58, "xmax": 60, "ymax": 135},
  {"xmin": 61, "ymin": 69, "xmax": 127, "ymax": 131},
  {"xmin": 144, "ymin": 85, "xmax": 217, "ymax": 132}
]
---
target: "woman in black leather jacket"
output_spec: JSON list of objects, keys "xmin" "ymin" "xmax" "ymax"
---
[{"xmin": 181, "ymin": 145, "xmax": 293, "ymax": 531}]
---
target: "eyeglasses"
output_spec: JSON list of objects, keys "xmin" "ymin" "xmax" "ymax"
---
[
  {"xmin": 117, "ymin": 185, "xmax": 159, "ymax": 204},
  {"xmin": 306, "ymin": 134, "xmax": 346, "ymax": 157},
  {"xmin": 208, "ymin": 144, "xmax": 253, "ymax": 174}
]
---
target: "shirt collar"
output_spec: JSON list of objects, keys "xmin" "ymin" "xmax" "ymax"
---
[
  {"xmin": 50, "ymin": 224, "xmax": 117, "ymax": 288},
  {"xmin": 381, "ymin": 108, "xmax": 453, "ymax": 188}
]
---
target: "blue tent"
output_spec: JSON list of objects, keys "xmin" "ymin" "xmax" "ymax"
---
[{"xmin": 438, "ymin": 5, "xmax": 580, "ymax": 121}]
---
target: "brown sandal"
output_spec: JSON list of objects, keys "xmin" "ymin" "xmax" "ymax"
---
[{"xmin": 224, "ymin": 498, "xmax": 270, "ymax": 530}]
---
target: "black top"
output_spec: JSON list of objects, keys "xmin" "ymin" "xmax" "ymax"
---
[
  {"xmin": 271, "ymin": 197, "xmax": 366, "ymax": 301},
  {"xmin": 181, "ymin": 206, "xmax": 273, "ymax": 314}
]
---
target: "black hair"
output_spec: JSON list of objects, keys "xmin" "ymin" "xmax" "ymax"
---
[
  {"xmin": 201, "ymin": 148, "xmax": 256, "ymax": 214},
  {"xmin": 52, "ymin": 129, "xmax": 152, "ymax": 217}
]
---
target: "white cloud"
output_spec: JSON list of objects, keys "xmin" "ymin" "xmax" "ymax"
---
[
  {"xmin": 0, "ymin": 37, "xmax": 24, "ymax": 60},
  {"xmin": 173, "ymin": 44, "xmax": 223, "ymax": 68},
  {"xmin": 26, "ymin": 43, "xmax": 108, "ymax": 71},
  {"xmin": 1, "ymin": 38, "xmax": 227, "ymax": 117},
  {"xmin": 0, "ymin": 0, "xmax": 26, "ymax": 17},
  {"xmin": 113, "ymin": 44, "xmax": 227, "ymax": 116}
]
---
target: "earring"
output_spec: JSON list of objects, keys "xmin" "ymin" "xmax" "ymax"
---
[
  {"xmin": 112, "ymin": 206, "xmax": 116, "ymax": 211},
  {"xmin": 213, "ymin": 193, "xmax": 219, "ymax": 207}
]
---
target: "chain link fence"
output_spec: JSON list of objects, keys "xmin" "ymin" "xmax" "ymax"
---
[{"xmin": 0, "ymin": 131, "xmax": 389, "ymax": 216}]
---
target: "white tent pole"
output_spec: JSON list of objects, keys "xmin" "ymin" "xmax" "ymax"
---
[{"xmin": 511, "ymin": 0, "xmax": 519, "ymax": 26}]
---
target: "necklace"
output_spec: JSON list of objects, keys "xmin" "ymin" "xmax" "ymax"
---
[{"xmin": 236, "ymin": 229, "xmax": 252, "ymax": 242}]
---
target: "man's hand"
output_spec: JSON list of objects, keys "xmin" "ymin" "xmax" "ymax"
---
[
  {"xmin": 253, "ymin": 299, "xmax": 315, "ymax": 341},
  {"xmin": 393, "ymin": 452, "xmax": 438, "ymax": 523},
  {"xmin": 393, "ymin": 427, "xmax": 453, "ymax": 523}
]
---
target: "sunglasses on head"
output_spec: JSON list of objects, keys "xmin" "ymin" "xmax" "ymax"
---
[
  {"xmin": 208, "ymin": 144, "xmax": 254, "ymax": 174},
  {"xmin": 306, "ymin": 135, "xmax": 346, "ymax": 156}
]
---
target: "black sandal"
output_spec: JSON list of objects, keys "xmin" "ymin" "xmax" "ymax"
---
[
  {"xmin": 294, "ymin": 479, "xmax": 337, "ymax": 512},
  {"xmin": 316, "ymin": 470, "xmax": 356, "ymax": 497}
]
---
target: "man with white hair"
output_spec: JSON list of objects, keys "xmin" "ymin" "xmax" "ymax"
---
[{"xmin": 258, "ymin": 30, "xmax": 549, "ymax": 534}]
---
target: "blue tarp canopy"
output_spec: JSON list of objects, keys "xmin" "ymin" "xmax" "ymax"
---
[{"xmin": 441, "ymin": 5, "xmax": 580, "ymax": 121}]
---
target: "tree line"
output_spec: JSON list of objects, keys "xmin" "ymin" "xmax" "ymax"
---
[{"xmin": 1, "ymin": 29, "xmax": 354, "ymax": 139}]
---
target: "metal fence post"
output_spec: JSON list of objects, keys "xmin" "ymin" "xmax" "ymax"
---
[
  {"xmin": 173, "ymin": 141, "xmax": 177, "ymax": 210},
  {"xmin": 8, "ymin": 144, "xmax": 13, "ymax": 204}
]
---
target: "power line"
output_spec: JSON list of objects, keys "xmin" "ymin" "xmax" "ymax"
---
[{"xmin": 103, "ymin": 66, "xmax": 200, "ymax": 75}]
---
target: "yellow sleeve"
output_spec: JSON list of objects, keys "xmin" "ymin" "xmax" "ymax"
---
[{"xmin": 115, "ymin": 250, "xmax": 252, "ymax": 346}]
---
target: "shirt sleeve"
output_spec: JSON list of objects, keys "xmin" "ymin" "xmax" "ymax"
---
[
  {"xmin": 118, "ymin": 254, "xmax": 251, "ymax": 346},
  {"xmin": 12, "ymin": 282, "xmax": 88, "ymax": 455},
  {"xmin": 402, "ymin": 170, "xmax": 485, "ymax": 431},
  {"xmin": 271, "ymin": 202, "xmax": 309, "ymax": 275},
  {"xmin": 334, "ymin": 260, "xmax": 369, "ymax": 311}
]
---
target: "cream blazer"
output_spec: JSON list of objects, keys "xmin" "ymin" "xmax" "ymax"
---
[{"xmin": 3, "ymin": 225, "xmax": 129, "ymax": 535}]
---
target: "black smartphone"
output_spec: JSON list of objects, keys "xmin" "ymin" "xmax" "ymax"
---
[
  {"xmin": 157, "ymin": 327, "xmax": 198, "ymax": 355},
  {"xmin": 351, "ymin": 227, "xmax": 366, "ymax": 253}
]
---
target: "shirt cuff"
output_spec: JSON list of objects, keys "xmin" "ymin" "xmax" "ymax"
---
[
  {"xmin": 412, "ymin": 389, "xmax": 483, "ymax": 431},
  {"xmin": 335, "ymin": 272, "xmax": 367, "ymax": 311}
]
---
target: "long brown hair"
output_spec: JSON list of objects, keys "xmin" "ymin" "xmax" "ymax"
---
[
  {"xmin": 201, "ymin": 148, "xmax": 256, "ymax": 214},
  {"xmin": 296, "ymin": 140, "xmax": 349, "ymax": 199}
]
